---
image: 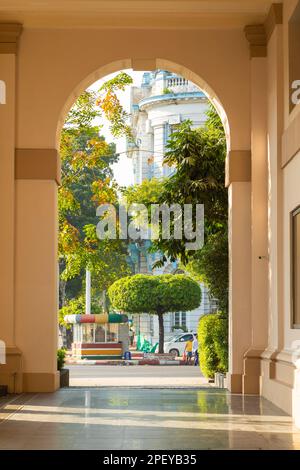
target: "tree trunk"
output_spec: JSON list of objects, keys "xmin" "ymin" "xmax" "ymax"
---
[
  {"xmin": 59, "ymin": 278, "xmax": 67, "ymax": 309},
  {"xmin": 101, "ymin": 290, "xmax": 107, "ymax": 312},
  {"xmin": 158, "ymin": 311, "xmax": 164, "ymax": 354},
  {"xmin": 66, "ymin": 327, "xmax": 73, "ymax": 349}
]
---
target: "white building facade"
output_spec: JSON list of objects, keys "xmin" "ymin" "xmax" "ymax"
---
[{"xmin": 127, "ymin": 70, "xmax": 217, "ymax": 345}]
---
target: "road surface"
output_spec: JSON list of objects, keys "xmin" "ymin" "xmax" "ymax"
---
[{"xmin": 68, "ymin": 364, "xmax": 208, "ymax": 387}]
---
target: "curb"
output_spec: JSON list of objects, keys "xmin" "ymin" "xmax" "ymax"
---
[{"xmin": 66, "ymin": 359, "xmax": 183, "ymax": 366}]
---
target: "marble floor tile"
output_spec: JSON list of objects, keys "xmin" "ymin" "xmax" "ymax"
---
[{"xmin": 0, "ymin": 388, "xmax": 299, "ymax": 450}]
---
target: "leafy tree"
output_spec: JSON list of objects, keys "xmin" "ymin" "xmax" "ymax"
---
[
  {"xmin": 186, "ymin": 232, "xmax": 228, "ymax": 313},
  {"xmin": 59, "ymin": 295, "xmax": 103, "ymax": 327},
  {"xmin": 121, "ymin": 177, "xmax": 165, "ymax": 207},
  {"xmin": 58, "ymin": 76, "xmax": 133, "ymax": 317},
  {"xmin": 96, "ymin": 71, "xmax": 133, "ymax": 139},
  {"xmin": 121, "ymin": 107, "xmax": 228, "ymax": 314},
  {"xmin": 152, "ymin": 107, "xmax": 227, "ymax": 266},
  {"xmin": 108, "ymin": 274, "xmax": 201, "ymax": 353}
]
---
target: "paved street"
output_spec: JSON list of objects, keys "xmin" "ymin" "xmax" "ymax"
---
[
  {"xmin": 0, "ymin": 388, "xmax": 299, "ymax": 450},
  {"xmin": 69, "ymin": 364, "xmax": 208, "ymax": 387}
]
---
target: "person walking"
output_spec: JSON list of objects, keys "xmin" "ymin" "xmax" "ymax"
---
[
  {"xmin": 192, "ymin": 334, "xmax": 199, "ymax": 366},
  {"xmin": 184, "ymin": 337, "xmax": 193, "ymax": 365},
  {"xmin": 129, "ymin": 328, "xmax": 135, "ymax": 347}
]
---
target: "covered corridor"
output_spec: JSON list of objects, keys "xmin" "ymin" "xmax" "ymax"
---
[
  {"xmin": 0, "ymin": 388, "xmax": 299, "ymax": 450},
  {"xmin": 1, "ymin": 0, "xmax": 300, "ymax": 434}
]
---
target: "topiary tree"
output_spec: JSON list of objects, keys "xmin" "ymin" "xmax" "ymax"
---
[{"xmin": 108, "ymin": 274, "xmax": 201, "ymax": 353}]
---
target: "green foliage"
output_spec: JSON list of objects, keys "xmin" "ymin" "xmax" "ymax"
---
[
  {"xmin": 121, "ymin": 178, "xmax": 164, "ymax": 207},
  {"xmin": 152, "ymin": 107, "xmax": 227, "ymax": 266},
  {"xmin": 186, "ymin": 231, "xmax": 228, "ymax": 313},
  {"xmin": 146, "ymin": 106, "xmax": 228, "ymax": 315},
  {"xmin": 57, "ymin": 348, "xmax": 66, "ymax": 371},
  {"xmin": 58, "ymin": 295, "xmax": 103, "ymax": 327},
  {"xmin": 108, "ymin": 274, "xmax": 201, "ymax": 314},
  {"xmin": 213, "ymin": 314, "xmax": 228, "ymax": 372},
  {"xmin": 59, "ymin": 296, "xmax": 84, "ymax": 326},
  {"xmin": 58, "ymin": 87, "xmax": 132, "ymax": 316},
  {"xmin": 198, "ymin": 313, "xmax": 228, "ymax": 378}
]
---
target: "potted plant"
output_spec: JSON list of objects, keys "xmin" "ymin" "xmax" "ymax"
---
[{"xmin": 57, "ymin": 348, "xmax": 69, "ymax": 387}]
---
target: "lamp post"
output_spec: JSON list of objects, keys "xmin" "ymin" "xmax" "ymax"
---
[{"xmin": 85, "ymin": 269, "xmax": 91, "ymax": 315}]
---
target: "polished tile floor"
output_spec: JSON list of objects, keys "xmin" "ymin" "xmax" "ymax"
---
[{"xmin": 0, "ymin": 388, "xmax": 299, "ymax": 450}]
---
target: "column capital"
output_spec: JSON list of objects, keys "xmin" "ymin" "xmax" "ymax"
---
[
  {"xmin": 15, "ymin": 149, "xmax": 61, "ymax": 185},
  {"xmin": 225, "ymin": 150, "xmax": 251, "ymax": 187},
  {"xmin": 0, "ymin": 23, "xmax": 22, "ymax": 54},
  {"xmin": 244, "ymin": 3, "xmax": 283, "ymax": 58},
  {"xmin": 244, "ymin": 24, "xmax": 267, "ymax": 58}
]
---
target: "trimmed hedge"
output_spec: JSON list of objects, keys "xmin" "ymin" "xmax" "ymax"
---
[
  {"xmin": 198, "ymin": 313, "xmax": 228, "ymax": 378},
  {"xmin": 108, "ymin": 274, "xmax": 201, "ymax": 314}
]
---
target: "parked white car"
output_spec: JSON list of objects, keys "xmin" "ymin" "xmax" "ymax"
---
[{"xmin": 164, "ymin": 332, "xmax": 196, "ymax": 357}]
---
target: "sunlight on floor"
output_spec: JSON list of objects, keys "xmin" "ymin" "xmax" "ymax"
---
[{"xmin": 0, "ymin": 389, "xmax": 300, "ymax": 450}]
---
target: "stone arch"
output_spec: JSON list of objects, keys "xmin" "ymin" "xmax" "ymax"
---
[
  {"xmin": 14, "ymin": 45, "xmax": 250, "ymax": 393},
  {"xmin": 55, "ymin": 58, "xmax": 231, "ymax": 152}
]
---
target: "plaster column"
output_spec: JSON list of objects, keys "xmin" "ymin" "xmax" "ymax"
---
[
  {"xmin": 226, "ymin": 151, "xmax": 252, "ymax": 393},
  {"xmin": 14, "ymin": 149, "xmax": 60, "ymax": 392},
  {"xmin": 260, "ymin": 4, "xmax": 286, "ymax": 407},
  {"xmin": 243, "ymin": 57, "xmax": 269, "ymax": 393},
  {"xmin": 0, "ymin": 24, "xmax": 22, "ymax": 392},
  {"xmin": 242, "ymin": 25, "xmax": 269, "ymax": 394}
]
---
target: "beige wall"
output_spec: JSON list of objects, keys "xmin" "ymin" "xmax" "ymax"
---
[
  {"xmin": 14, "ymin": 180, "xmax": 59, "ymax": 390},
  {"xmin": 0, "ymin": 54, "xmax": 16, "ymax": 348},
  {"xmin": 259, "ymin": 0, "xmax": 300, "ymax": 424},
  {"xmin": 283, "ymin": 151, "xmax": 300, "ymax": 348},
  {"xmin": 250, "ymin": 56, "xmax": 269, "ymax": 351},
  {"xmin": 228, "ymin": 182, "xmax": 252, "ymax": 393},
  {"xmin": 267, "ymin": 23, "xmax": 284, "ymax": 353},
  {"xmin": 16, "ymin": 28, "xmax": 251, "ymax": 151}
]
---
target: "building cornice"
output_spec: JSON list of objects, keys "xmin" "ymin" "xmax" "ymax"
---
[
  {"xmin": 0, "ymin": 23, "xmax": 22, "ymax": 54},
  {"xmin": 0, "ymin": 1, "xmax": 275, "ymax": 30},
  {"xmin": 138, "ymin": 91, "xmax": 207, "ymax": 111}
]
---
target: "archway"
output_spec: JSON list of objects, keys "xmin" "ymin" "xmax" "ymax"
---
[
  {"xmin": 55, "ymin": 60, "xmax": 245, "ymax": 391},
  {"xmin": 55, "ymin": 58, "xmax": 231, "ymax": 153},
  {"xmin": 12, "ymin": 50, "xmax": 252, "ymax": 393}
]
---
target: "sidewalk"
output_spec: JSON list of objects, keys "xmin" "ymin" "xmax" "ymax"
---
[{"xmin": 68, "ymin": 364, "xmax": 208, "ymax": 388}]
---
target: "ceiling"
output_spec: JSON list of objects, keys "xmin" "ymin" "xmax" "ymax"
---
[{"xmin": 0, "ymin": 0, "xmax": 277, "ymax": 29}]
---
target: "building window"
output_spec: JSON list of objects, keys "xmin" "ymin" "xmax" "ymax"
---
[
  {"xmin": 289, "ymin": 1, "xmax": 300, "ymax": 113},
  {"xmin": 292, "ymin": 207, "xmax": 300, "ymax": 328},
  {"xmin": 174, "ymin": 312, "xmax": 186, "ymax": 329}
]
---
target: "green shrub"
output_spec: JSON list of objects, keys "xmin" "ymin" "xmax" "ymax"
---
[
  {"xmin": 213, "ymin": 314, "xmax": 228, "ymax": 372},
  {"xmin": 57, "ymin": 348, "xmax": 66, "ymax": 371},
  {"xmin": 198, "ymin": 313, "xmax": 228, "ymax": 378}
]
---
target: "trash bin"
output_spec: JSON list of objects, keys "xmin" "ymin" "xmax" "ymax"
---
[{"xmin": 124, "ymin": 351, "xmax": 132, "ymax": 360}]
